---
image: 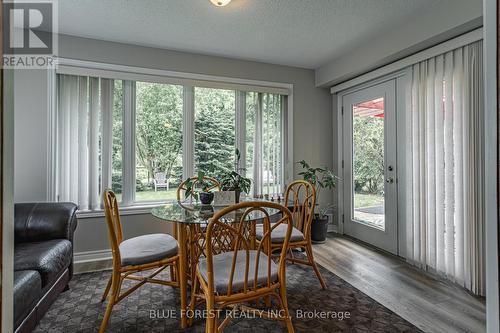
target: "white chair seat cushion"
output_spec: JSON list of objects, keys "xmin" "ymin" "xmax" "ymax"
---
[
  {"xmin": 255, "ymin": 223, "xmax": 304, "ymax": 243},
  {"xmin": 119, "ymin": 233, "xmax": 178, "ymax": 266},
  {"xmin": 198, "ymin": 250, "xmax": 278, "ymax": 294}
]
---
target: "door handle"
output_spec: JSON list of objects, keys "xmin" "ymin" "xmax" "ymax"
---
[{"xmin": 386, "ymin": 177, "xmax": 394, "ymax": 184}]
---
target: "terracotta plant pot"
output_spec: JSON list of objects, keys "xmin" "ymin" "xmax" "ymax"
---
[
  {"xmin": 199, "ymin": 192, "xmax": 214, "ymax": 205},
  {"xmin": 311, "ymin": 215, "xmax": 329, "ymax": 244}
]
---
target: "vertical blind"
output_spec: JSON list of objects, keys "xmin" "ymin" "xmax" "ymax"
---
[
  {"xmin": 56, "ymin": 75, "xmax": 114, "ymax": 210},
  {"xmin": 405, "ymin": 40, "xmax": 485, "ymax": 295},
  {"xmin": 249, "ymin": 92, "xmax": 284, "ymax": 197}
]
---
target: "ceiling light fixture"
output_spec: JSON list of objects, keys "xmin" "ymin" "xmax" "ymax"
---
[{"xmin": 210, "ymin": 0, "xmax": 231, "ymax": 7}]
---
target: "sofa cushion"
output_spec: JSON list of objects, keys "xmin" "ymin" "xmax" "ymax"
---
[
  {"xmin": 14, "ymin": 270, "xmax": 41, "ymax": 328},
  {"xmin": 15, "ymin": 202, "xmax": 78, "ymax": 244},
  {"xmin": 15, "ymin": 239, "xmax": 72, "ymax": 287}
]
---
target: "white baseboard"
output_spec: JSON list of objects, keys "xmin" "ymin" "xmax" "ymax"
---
[
  {"xmin": 75, "ymin": 249, "xmax": 112, "ymax": 263},
  {"xmin": 326, "ymin": 213, "xmax": 339, "ymax": 233},
  {"xmin": 74, "ymin": 249, "xmax": 113, "ymax": 274},
  {"xmin": 328, "ymin": 223, "xmax": 339, "ymax": 233}
]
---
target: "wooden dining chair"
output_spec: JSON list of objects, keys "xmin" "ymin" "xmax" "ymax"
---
[
  {"xmin": 176, "ymin": 175, "xmax": 221, "ymax": 202},
  {"xmin": 189, "ymin": 201, "xmax": 295, "ymax": 332},
  {"xmin": 100, "ymin": 189, "xmax": 180, "ymax": 332},
  {"xmin": 255, "ymin": 180, "xmax": 326, "ymax": 289}
]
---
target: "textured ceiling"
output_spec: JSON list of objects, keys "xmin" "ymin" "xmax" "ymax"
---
[{"xmin": 58, "ymin": 0, "xmax": 444, "ymax": 69}]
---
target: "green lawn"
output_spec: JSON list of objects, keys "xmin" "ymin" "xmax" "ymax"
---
[
  {"xmin": 354, "ymin": 192, "xmax": 384, "ymax": 209},
  {"xmin": 135, "ymin": 188, "xmax": 178, "ymax": 202}
]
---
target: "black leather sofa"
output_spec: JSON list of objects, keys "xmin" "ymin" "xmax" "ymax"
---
[{"xmin": 14, "ymin": 202, "xmax": 78, "ymax": 333}]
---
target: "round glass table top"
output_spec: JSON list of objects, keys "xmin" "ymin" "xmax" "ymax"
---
[{"xmin": 151, "ymin": 199, "xmax": 282, "ymax": 224}]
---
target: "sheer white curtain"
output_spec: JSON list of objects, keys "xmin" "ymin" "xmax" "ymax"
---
[
  {"xmin": 56, "ymin": 74, "xmax": 114, "ymax": 210},
  {"xmin": 405, "ymin": 40, "xmax": 485, "ymax": 295}
]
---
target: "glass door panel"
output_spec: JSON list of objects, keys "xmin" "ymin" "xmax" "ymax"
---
[{"xmin": 352, "ymin": 97, "xmax": 385, "ymax": 230}]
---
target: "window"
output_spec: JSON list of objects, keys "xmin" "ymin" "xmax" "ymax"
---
[
  {"xmin": 55, "ymin": 70, "xmax": 290, "ymax": 211},
  {"xmin": 112, "ymin": 80, "xmax": 123, "ymax": 202},
  {"xmin": 135, "ymin": 82, "xmax": 183, "ymax": 202},
  {"xmin": 246, "ymin": 92, "xmax": 284, "ymax": 196},
  {"xmin": 245, "ymin": 92, "xmax": 258, "ymax": 180},
  {"xmin": 194, "ymin": 87, "xmax": 235, "ymax": 179}
]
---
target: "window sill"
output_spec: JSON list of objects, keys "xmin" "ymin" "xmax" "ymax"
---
[{"xmin": 77, "ymin": 202, "xmax": 166, "ymax": 219}]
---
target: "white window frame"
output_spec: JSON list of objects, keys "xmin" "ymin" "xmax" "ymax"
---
[
  {"xmin": 49, "ymin": 58, "xmax": 294, "ymax": 216},
  {"xmin": 121, "ymin": 80, "xmax": 136, "ymax": 206}
]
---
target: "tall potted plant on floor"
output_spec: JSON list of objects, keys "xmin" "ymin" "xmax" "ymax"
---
[
  {"xmin": 297, "ymin": 160, "xmax": 338, "ymax": 243},
  {"xmin": 220, "ymin": 149, "xmax": 252, "ymax": 203}
]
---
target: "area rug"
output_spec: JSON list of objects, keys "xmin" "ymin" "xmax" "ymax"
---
[{"xmin": 34, "ymin": 262, "xmax": 422, "ymax": 332}]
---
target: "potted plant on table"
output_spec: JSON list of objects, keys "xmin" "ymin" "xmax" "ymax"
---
[
  {"xmin": 220, "ymin": 149, "xmax": 252, "ymax": 203},
  {"xmin": 297, "ymin": 160, "xmax": 338, "ymax": 243},
  {"xmin": 184, "ymin": 171, "xmax": 216, "ymax": 205}
]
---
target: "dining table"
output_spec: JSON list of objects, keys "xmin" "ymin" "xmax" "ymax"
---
[{"xmin": 151, "ymin": 198, "xmax": 284, "ymax": 328}]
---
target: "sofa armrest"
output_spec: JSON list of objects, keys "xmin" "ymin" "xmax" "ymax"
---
[{"xmin": 15, "ymin": 203, "xmax": 78, "ymax": 243}]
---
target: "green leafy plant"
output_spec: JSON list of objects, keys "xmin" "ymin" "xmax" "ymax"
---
[
  {"xmin": 352, "ymin": 116, "xmax": 384, "ymax": 194},
  {"xmin": 194, "ymin": 88, "xmax": 236, "ymax": 179},
  {"xmin": 184, "ymin": 171, "xmax": 215, "ymax": 200},
  {"xmin": 297, "ymin": 160, "xmax": 338, "ymax": 218},
  {"xmin": 111, "ymin": 174, "xmax": 147, "ymax": 193},
  {"xmin": 134, "ymin": 82, "xmax": 183, "ymax": 187},
  {"xmin": 220, "ymin": 148, "xmax": 252, "ymax": 195}
]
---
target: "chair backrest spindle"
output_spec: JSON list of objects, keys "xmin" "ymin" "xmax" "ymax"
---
[
  {"xmin": 102, "ymin": 189, "xmax": 124, "ymax": 266},
  {"xmin": 285, "ymin": 180, "xmax": 316, "ymax": 240}
]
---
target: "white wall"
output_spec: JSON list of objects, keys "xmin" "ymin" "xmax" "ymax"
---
[
  {"xmin": 3, "ymin": 70, "xmax": 15, "ymax": 332},
  {"xmin": 315, "ymin": 0, "xmax": 483, "ymax": 87},
  {"xmin": 13, "ymin": 34, "xmax": 332, "ymax": 256},
  {"xmin": 483, "ymin": 0, "xmax": 499, "ymax": 331},
  {"xmin": 13, "ymin": 69, "xmax": 48, "ymax": 202}
]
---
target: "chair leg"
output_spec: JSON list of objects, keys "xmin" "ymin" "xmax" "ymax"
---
[
  {"xmin": 188, "ymin": 275, "xmax": 199, "ymax": 326},
  {"xmin": 305, "ymin": 243, "xmax": 326, "ymax": 290},
  {"xmin": 288, "ymin": 248, "xmax": 295, "ymax": 264},
  {"xmin": 99, "ymin": 273, "xmax": 121, "ymax": 333},
  {"xmin": 214, "ymin": 311, "xmax": 219, "ymax": 333},
  {"xmin": 278, "ymin": 288, "xmax": 295, "ymax": 333},
  {"xmin": 101, "ymin": 276, "xmax": 112, "ymax": 302},
  {"xmin": 99, "ymin": 299, "xmax": 114, "ymax": 333},
  {"xmin": 205, "ymin": 297, "xmax": 216, "ymax": 333}
]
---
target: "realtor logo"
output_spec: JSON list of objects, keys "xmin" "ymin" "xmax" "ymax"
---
[{"xmin": 3, "ymin": 0, "xmax": 58, "ymax": 68}]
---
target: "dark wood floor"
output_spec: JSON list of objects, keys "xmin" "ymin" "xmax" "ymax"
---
[{"xmin": 312, "ymin": 234, "xmax": 486, "ymax": 333}]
